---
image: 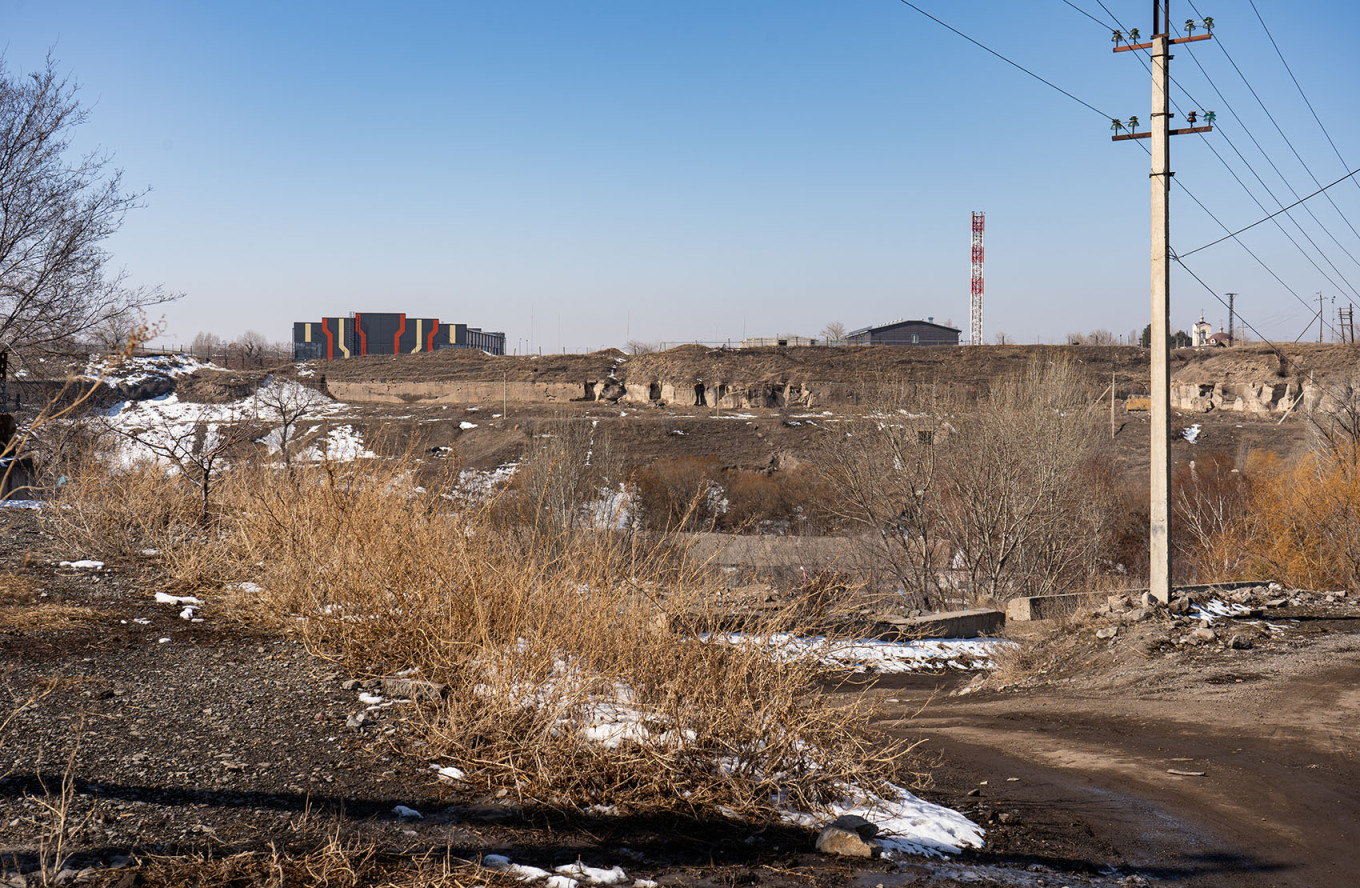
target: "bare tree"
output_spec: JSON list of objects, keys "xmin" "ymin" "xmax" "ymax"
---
[
  {"xmin": 820, "ymin": 321, "xmax": 847, "ymax": 345},
  {"xmin": 107, "ymin": 405, "xmax": 254, "ymax": 523},
  {"xmin": 190, "ymin": 331, "xmax": 224, "ymax": 362},
  {"xmin": 0, "ymin": 56, "xmax": 177, "ymax": 360},
  {"xmin": 935, "ymin": 359, "xmax": 1102, "ymax": 603},
  {"xmin": 815, "ymin": 383, "xmax": 950, "ymax": 608},
  {"xmin": 230, "ymin": 331, "xmax": 270, "ymax": 368},
  {"xmin": 254, "ymin": 376, "xmax": 325, "ymax": 470},
  {"xmin": 627, "ymin": 340, "xmax": 660, "ymax": 355}
]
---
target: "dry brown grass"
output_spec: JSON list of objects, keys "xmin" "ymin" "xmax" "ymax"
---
[
  {"xmin": 84, "ymin": 835, "xmax": 507, "ymax": 888},
  {"xmin": 0, "ymin": 603, "xmax": 104, "ymax": 632},
  {"xmin": 49, "ymin": 444, "xmax": 916, "ymax": 822}
]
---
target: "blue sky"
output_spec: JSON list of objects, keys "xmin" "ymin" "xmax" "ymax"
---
[{"xmin": 6, "ymin": 0, "xmax": 1360, "ymax": 351}]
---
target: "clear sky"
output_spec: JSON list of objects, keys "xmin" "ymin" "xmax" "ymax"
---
[{"xmin": 5, "ymin": 0, "xmax": 1360, "ymax": 352}]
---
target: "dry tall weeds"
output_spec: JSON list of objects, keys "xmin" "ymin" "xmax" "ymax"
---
[{"xmin": 47, "ymin": 434, "xmax": 915, "ymax": 821}]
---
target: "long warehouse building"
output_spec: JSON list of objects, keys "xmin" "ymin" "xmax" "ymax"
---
[{"xmin": 293, "ymin": 312, "xmax": 506, "ymax": 360}]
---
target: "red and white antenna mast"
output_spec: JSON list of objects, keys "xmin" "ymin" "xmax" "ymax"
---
[{"xmin": 970, "ymin": 211, "xmax": 985, "ymax": 345}]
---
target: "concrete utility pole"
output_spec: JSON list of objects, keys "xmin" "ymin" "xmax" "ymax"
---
[
  {"xmin": 1112, "ymin": 2, "xmax": 1215, "ymax": 604},
  {"xmin": 1226, "ymin": 292, "xmax": 1236, "ymax": 344}
]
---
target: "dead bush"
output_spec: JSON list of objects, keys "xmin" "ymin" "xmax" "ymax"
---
[
  {"xmin": 162, "ymin": 456, "xmax": 917, "ymax": 821},
  {"xmin": 630, "ymin": 456, "xmax": 723, "ymax": 532}
]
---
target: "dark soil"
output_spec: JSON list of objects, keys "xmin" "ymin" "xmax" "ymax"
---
[{"xmin": 0, "ymin": 509, "xmax": 1134, "ymax": 887}]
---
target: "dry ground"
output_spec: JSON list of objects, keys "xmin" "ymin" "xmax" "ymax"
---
[{"xmin": 4, "ymin": 507, "xmax": 1360, "ymax": 886}]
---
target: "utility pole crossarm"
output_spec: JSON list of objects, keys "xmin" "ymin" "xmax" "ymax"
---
[
  {"xmin": 1112, "ymin": 124, "xmax": 1214, "ymax": 141},
  {"xmin": 1114, "ymin": 32, "xmax": 1212, "ymax": 52}
]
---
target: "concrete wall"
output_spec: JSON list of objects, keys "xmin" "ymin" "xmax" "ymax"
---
[{"xmin": 325, "ymin": 380, "xmax": 588, "ymax": 405}]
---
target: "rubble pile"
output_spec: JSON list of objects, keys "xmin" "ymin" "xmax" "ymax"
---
[{"xmin": 1084, "ymin": 582, "xmax": 1353, "ymax": 656}]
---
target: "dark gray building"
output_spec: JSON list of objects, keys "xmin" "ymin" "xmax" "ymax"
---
[{"xmin": 845, "ymin": 319, "xmax": 961, "ymax": 347}]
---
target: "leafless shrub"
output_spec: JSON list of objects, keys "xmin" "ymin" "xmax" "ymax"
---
[
  {"xmin": 813, "ymin": 383, "xmax": 952, "ymax": 608},
  {"xmin": 818, "ymin": 361, "xmax": 1103, "ymax": 607},
  {"xmin": 500, "ymin": 416, "xmax": 625, "ymax": 535}
]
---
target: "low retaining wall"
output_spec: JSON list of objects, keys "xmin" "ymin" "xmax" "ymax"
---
[
  {"xmin": 872, "ymin": 608, "xmax": 1005, "ymax": 640},
  {"xmin": 1007, "ymin": 580, "xmax": 1273, "ymax": 621}
]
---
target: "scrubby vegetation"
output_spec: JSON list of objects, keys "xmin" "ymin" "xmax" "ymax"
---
[{"xmin": 37, "ymin": 421, "xmax": 915, "ymax": 822}]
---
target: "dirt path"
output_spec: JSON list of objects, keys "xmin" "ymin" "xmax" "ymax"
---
[{"xmin": 878, "ymin": 629, "xmax": 1360, "ymax": 887}]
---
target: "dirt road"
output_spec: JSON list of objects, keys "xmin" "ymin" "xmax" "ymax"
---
[{"xmin": 879, "ymin": 625, "xmax": 1360, "ymax": 886}]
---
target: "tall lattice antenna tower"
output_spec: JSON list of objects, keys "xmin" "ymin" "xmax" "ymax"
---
[{"xmin": 970, "ymin": 212, "xmax": 985, "ymax": 345}]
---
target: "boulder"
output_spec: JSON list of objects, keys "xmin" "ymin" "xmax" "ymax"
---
[
  {"xmin": 815, "ymin": 825, "xmax": 880, "ymax": 858},
  {"xmin": 382, "ymin": 677, "xmax": 448, "ymax": 702}
]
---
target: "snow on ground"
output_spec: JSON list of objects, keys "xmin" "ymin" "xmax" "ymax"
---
[
  {"xmin": 710, "ymin": 633, "xmax": 1011, "ymax": 674},
  {"xmin": 1183, "ymin": 424, "xmax": 1202, "ymax": 444},
  {"xmin": 59, "ymin": 560, "xmax": 105, "ymax": 570},
  {"xmin": 296, "ymin": 425, "xmax": 376, "ymax": 461},
  {"xmin": 96, "ymin": 374, "xmax": 360, "ymax": 467},
  {"xmin": 784, "ymin": 780, "xmax": 984, "ymax": 858},
  {"xmin": 84, "ymin": 353, "xmax": 215, "ymax": 388},
  {"xmin": 455, "ymin": 464, "xmax": 518, "ymax": 500},
  {"xmin": 0, "ymin": 500, "xmax": 42, "ymax": 509},
  {"xmin": 154, "ymin": 592, "xmax": 203, "ymax": 606},
  {"xmin": 481, "ymin": 855, "xmax": 638, "ymax": 887},
  {"xmin": 586, "ymin": 484, "xmax": 635, "ymax": 530}
]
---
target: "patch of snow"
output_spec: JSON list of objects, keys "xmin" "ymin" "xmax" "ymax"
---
[
  {"xmin": 157, "ymin": 637, "xmax": 171, "ymax": 644},
  {"xmin": 84, "ymin": 353, "xmax": 214, "ymax": 388},
  {"xmin": 0, "ymin": 500, "xmax": 42, "ymax": 510},
  {"xmin": 456, "ymin": 464, "xmax": 518, "ymax": 501},
  {"xmin": 133, "ymin": 618, "xmax": 151, "ymax": 625},
  {"xmin": 459, "ymin": 421, "xmax": 478, "ymax": 430},
  {"xmin": 179, "ymin": 606, "xmax": 197, "ymax": 620},
  {"xmin": 554, "ymin": 863, "xmax": 628, "ymax": 885},
  {"xmin": 483, "ymin": 854, "xmax": 552, "ymax": 881},
  {"xmin": 392, "ymin": 805, "xmax": 422, "ymax": 819},
  {"xmin": 155, "ymin": 592, "xmax": 203, "ymax": 606},
  {"xmin": 433, "ymin": 765, "xmax": 466, "ymax": 782},
  {"xmin": 231, "ymin": 581, "xmax": 264, "ymax": 594},
  {"xmin": 1191, "ymin": 599, "xmax": 1253, "ymax": 622},
  {"xmin": 358, "ymin": 692, "xmax": 384, "ymax": 705},
  {"xmin": 1183, "ymin": 424, "xmax": 1201, "ymax": 444},
  {"xmin": 783, "ymin": 780, "xmax": 983, "ymax": 859},
  {"xmin": 59, "ymin": 560, "xmax": 104, "ymax": 570},
  {"xmin": 709, "ymin": 633, "xmax": 1007, "ymax": 674}
]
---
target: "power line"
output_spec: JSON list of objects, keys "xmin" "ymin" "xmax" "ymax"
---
[
  {"xmin": 1057, "ymin": 0, "xmax": 1114, "ymax": 31},
  {"xmin": 1181, "ymin": 166, "xmax": 1360, "ymax": 258},
  {"xmin": 1185, "ymin": 1, "xmax": 1360, "ymax": 255},
  {"xmin": 1060, "ymin": 0, "xmax": 1360, "ymax": 300},
  {"xmin": 893, "ymin": 0, "xmax": 1112, "ymax": 119},
  {"xmin": 1248, "ymin": 0, "xmax": 1360, "ymax": 204},
  {"xmin": 1173, "ymin": 179, "xmax": 1343, "ymax": 340},
  {"xmin": 1172, "ymin": 35, "xmax": 1360, "ymax": 301}
]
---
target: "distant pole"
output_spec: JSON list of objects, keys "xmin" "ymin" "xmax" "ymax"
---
[
  {"xmin": 1110, "ymin": 368, "xmax": 1117, "ymax": 439},
  {"xmin": 1226, "ymin": 292, "xmax": 1236, "ymax": 345},
  {"xmin": 1317, "ymin": 292, "xmax": 1326, "ymax": 342}
]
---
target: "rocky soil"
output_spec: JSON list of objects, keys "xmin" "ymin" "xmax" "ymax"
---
[{"xmin": 1, "ymin": 509, "xmax": 1148, "ymax": 888}]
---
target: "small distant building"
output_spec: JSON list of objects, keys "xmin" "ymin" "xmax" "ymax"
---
[
  {"xmin": 292, "ymin": 312, "xmax": 505, "ymax": 361},
  {"xmin": 739, "ymin": 335, "xmax": 818, "ymax": 348},
  {"xmin": 1192, "ymin": 315, "xmax": 1213, "ymax": 347},
  {"xmin": 845, "ymin": 318, "xmax": 961, "ymax": 347},
  {"xmin": 1206, "ymin": 331, "xmax": 1233, "ymax": 347}
]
